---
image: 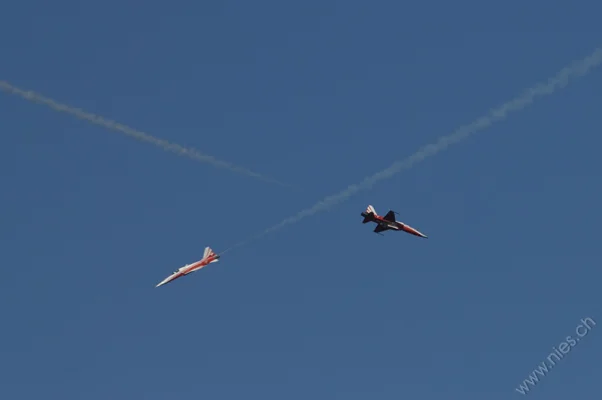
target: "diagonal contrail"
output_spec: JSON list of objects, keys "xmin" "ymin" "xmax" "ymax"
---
[
  {"xmin": 0, "ymin": 80, "xmax": 298, "ymax": 190},
  {"xmin": 221, "ymin": 47, "xmax": 602, "ymax": 253}
]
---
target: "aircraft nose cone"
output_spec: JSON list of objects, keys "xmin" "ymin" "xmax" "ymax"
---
[
  {"xmin": 155, "ymin": 278, "xmax": 169, "ymax": 287},
  {"xmin": 403, "ymin": 225, "xmax": 428, "ymax": 238}
]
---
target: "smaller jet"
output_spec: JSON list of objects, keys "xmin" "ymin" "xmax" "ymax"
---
[
  {"xmin": 156, "ymin": 246, "xmax": 220, "ymax": 288},
  {"xmin": 361, "ymin": 205, "xmax": 428, "ymax": 238}
]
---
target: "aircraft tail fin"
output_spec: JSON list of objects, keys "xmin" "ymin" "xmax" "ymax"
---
[
  {"xmin": 203, "ymin": 246, "xmax": 219, "ymax": 262},
  {"xmin": 362, "ymin": 205, "xmax": 377, "ymax": 223}
]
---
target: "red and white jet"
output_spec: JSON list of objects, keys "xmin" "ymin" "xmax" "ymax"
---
[
  {"xmin": 361, "ymin": 205, "xmax": 428, "ymax": 238},
  {"xmin": 156, "ymin": 246, "xmax": 220, "ymax": 288}
]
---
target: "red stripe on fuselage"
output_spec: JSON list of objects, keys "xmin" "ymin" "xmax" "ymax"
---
[
  {"xmin": 184, "ymin": 255, "xmax": 216, "ymax": 274},
  {"xmin": 372, "ymin": 214, "xmax": 426, "ymax": 237},
  {"xmin": 164, "ymin": 255, "xmax": 217, "ymax": 284},
  {"xmin": 374, "ymin": 215, "xmax": 399, "ymax": 227}
]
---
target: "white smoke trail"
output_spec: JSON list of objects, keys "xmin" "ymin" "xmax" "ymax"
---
[
  {"xmin": 221, "ymin": 47, "xmax": 602, "ymax": 253},
  {"xmin": 0, "ymin": 80, "xmax": 298, "ymax": 190}
]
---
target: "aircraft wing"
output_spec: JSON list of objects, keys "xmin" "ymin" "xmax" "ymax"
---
[
  {"xmin": 383, "ymin": 210, "xmax": 396, "ymax": 222},
  {"xmin": 374, "ymin": 225, "xmax": 389, "ymax": 233}
]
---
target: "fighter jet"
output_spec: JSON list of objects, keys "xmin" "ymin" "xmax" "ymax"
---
[
  {"xmin": 156, "ymin": 246, "xmax": 220, "ymax": 287},
  {"xmin": 361, "ymin": 205, "xmax": 428, "ymax": 238}
]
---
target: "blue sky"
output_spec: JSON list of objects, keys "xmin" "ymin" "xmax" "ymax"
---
[{"xmin": 1, "ymin": 1, "xmax": 601, "ymax": 399}]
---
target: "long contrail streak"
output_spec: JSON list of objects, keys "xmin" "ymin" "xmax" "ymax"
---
[
  {"xmin": 0, "ymin": 80, "xmax": 297, "ymax": 190},
  {"xmin": 221, "ymin": 47, "xmax": 602, "ymax": 253}
]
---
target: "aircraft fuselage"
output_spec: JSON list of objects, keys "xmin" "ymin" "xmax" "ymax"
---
[{"xmin": 360, "ymin": 211, "xmax": 427, "ymax": 238}]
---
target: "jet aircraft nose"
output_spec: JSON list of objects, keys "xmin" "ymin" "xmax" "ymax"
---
[
  {"xmin": 155, "ymin": 276, "xmax": 172, "ymax": 288},
  {"xmin": 402, "ymin": 225, "xmax": 428, "ymax": 238}
]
